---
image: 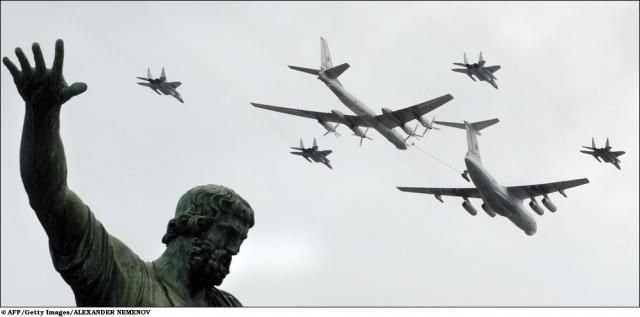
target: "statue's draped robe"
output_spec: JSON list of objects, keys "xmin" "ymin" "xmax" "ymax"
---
[{"xmin": 49, "ymin": 205, "xmax": 241, "ymax": 307}]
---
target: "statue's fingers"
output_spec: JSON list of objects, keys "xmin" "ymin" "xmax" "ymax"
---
[
  {"xmin": 52, "ymin": 39, "xmax": 64, "ymax": 74},
  {"xmin": 32, "ymin": 43, "xmax": 46, "ymax": 74},
  {"xmin": 15, "ymin": 47, "xmax": 32, "ymax": 76},
  {"xmin": 62, "ymin": 82, "xmax": 87, "ymax": 102},
  {"xmin": 3, "ymin": 57, "xmax": 21, "ymax": 80}
]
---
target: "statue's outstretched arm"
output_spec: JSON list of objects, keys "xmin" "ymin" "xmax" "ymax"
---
[{"xmin": 4, "ymin": 40, "xmax": 89, "ymax": 252}]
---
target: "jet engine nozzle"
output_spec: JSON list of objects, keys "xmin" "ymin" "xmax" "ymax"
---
[
  {"xmin": 529, "ymin": 199, "xmax": 545, "ymax": 216},
  {"xmin": 481, "ymin": 203, "xmax": 496, "ymax": 217},
  {"xmin": 462, "ymin": 199, "xmax": 478, "ymax": 216},
  {"xmin": 542, "ymin": 195, "xmax": 557, "ymax": 212}
]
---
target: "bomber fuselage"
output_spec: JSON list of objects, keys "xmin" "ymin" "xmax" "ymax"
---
[{"xmin": 318, "ymin": 73, "xmax": 408, "ymax": 150}]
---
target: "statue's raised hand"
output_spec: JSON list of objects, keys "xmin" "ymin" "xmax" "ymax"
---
[{"xmin": 3, "ymin": 39, "xmax": 87, "ymax": 109}]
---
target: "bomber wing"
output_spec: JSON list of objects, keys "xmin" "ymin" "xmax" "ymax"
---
[
  {"xmin": 375, "ymin": 94, "xmax": 454, "ymax": 129},
  {"xmin": 397, "ymin": 186, "xmax": 481, "ymax": 201},
  {"xmin": 251, "ymin": 102, "xmax": 370, "ymax": 127},
  {"xmin": 507, "ymin": 178, "xmax": 589, "ymax": 200}
]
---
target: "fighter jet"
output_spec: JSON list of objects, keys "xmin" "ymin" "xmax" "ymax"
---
[
  {"xmin": 290, "ymin": 138, "xmax": 333, "ymax": 169},
  {"xmin": 580, "ymin": 137, "xmax": 625, "ymax": 170},
  {"xmin": 397, "ymin": 118, "xmax": 589, "ymax": 236},
  {"xmin": 136, "ymin": 67, "xmax": 184, "ymax": 103},
  {"xmin": 452, "ymin": 52, "xmax": 501, "ymax": 89},
  {"xmin": 251, "ymin": 37, "xmax": 454, "ymax": 150}
]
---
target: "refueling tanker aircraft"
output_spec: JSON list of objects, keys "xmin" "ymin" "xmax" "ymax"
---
[
  {"xmin": 251, "ymin": 37, "xmax": 453, "ymax": 150},
  {"xmin": 452, "ymin": 52, "xmax": 501, "ymax": 89},
  {"xmin": 290, "ymin": 138, "xmax": 333, "ymax": 169},
  {"xmin": 136, "ymin": 67, "xmax": 184, "ymax": 103},
  {"xmin": 580, "ymin": 137, "xmax": 625, "ymax": 170},
  {"xmin": 397, "ymin": 118, "xmax": 589, "ymax": 236}
]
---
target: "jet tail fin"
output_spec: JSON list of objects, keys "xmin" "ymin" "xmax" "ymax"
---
[
  {"xmin": 160, "ymin": 67, "xmax": 166, "ymax": 81},
  {"xmin": 434, "ymin": 118, "xmax": 499, "ymax": 155},
  {"xmin": 323, "ymin": 63, "xmax": 350, "ymax": 79},
  {"xmin": 478, "ymin": 52, "xmax": 486, "ymax": 67},
  {"xmin": 147, "ymin": 67, "xmax": 152, "ymax": 79}
]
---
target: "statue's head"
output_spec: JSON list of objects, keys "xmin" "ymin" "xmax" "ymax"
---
[{"xmin": 162, "ymin": 185, "xmax": 254, "ymax": 289}]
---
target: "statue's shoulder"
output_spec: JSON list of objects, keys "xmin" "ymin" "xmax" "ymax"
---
[{"xmin": 207, "ymin": 287, "xmax": 243, "ymax": 307}]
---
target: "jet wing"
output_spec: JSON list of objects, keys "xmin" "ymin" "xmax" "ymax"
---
[
  {"xmin": 451, "ymin": 68, "xmax": 470, "ymax": 74},
  {"xmin": 397, "ymin": 186, "xmax": 481, "ymax": 199},
  {"xmin": 251, "ymin": 102, "xmax": 369, "ymax": 127},
  {"xmin": 507, "ymin": 178, "xmax": 589, "ymax": 200},
  {"xmin": 375, "ymin": 94, "xmax": 454, "ymax": 129},
  {"xmin": 167, "ymin": 81, "xmax": 182, "ymax": 88},
  {"xmin": 485, "ymin": 65, "xmax": 501, "ymax": 73}
]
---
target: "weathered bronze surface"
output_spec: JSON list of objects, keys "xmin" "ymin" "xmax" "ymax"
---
[{"xmin": 3, "ymin": 40, "xmax": 255, "ymax": 307}]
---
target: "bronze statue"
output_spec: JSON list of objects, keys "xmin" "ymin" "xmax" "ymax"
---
[{"xmin": 2, "ymin": 40, "xmax": 255, "ymax": 306}]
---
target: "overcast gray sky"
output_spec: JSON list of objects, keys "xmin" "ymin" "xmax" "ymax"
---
[{"xmin": 1, "ymin": 1, "xmax": 638, "ymax": 307}]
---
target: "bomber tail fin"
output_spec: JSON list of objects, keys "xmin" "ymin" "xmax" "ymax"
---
[
  {"xmin": 288, "ymin": 65, "xmax": 320, "ymax": 75},
  {"xmin": 319, "ymin": 37, "xmax": 349, "ymax": 79},
  {"xmin": 289, "ymin": 37, "xmax": 350, "ymax": 80},
  {"xmin": 320, "ymin": 37, "xmax": 333, "ymax": 71}
]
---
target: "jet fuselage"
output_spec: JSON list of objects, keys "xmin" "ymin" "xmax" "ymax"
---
[
  {"xmin": 317, "ymin": 72, "xmax": 408, "ymax": 150},
  {"xmin": 291, "ymin": 147, "xmax": 332, "ymax": 168},
  {"xmin": 582, "ymin": 147, "xmax": 624, "ymax": 169},
  {"xmin": 468, "ymin": 67, "xmax": 497, "ymax": 88},
  {"xmin": 464, "ymin": 153, "xmax": 537, "ymax": 235}
]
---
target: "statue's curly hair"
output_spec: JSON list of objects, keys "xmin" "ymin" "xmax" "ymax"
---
[{"xmin": 162, "ymin": 184, "xmax": 254, "ymax": 244}]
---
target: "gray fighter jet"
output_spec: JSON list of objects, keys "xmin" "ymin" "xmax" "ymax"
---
[
  {"xmin": 290, "ymin": 138, "xmax": 333, "ymax": 169},
  {"xmin": 397, "ymin": 119, "xmax": 589, "ymax": 236},
  {"xmin": 580, "ymin": 137, "xmax": 625, "ymax": 170},
  {"xmin": 136, "ymin": 67, "xmax": 184, "ymax": 103},
  {"xmin": 251, "ymin": 37, "xmax": 453, "ymax": 150},
  {"xmin": 452, "ymin": 52, "xmax": 501, "ymax": 89}
]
